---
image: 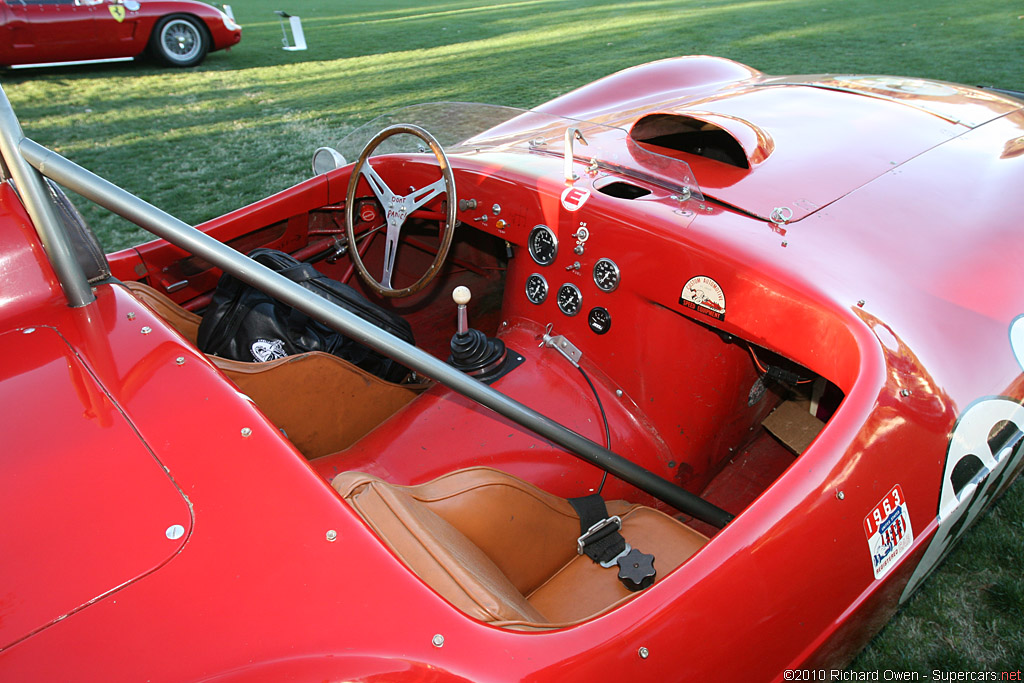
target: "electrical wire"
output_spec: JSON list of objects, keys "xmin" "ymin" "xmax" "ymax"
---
[
  {"xmin": 577, "ymin": 364, "xmax": 611, "ymax": 495},
  {"xmin": 747, "ymin": 344, "xmax": 813, "ymax": 384}
]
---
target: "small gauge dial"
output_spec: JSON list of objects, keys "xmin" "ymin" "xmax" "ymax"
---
[
  {"xmin": 525, "ymin": 273, "xmax": 548, "ymax": 304},
  {"xmin": 557, "ymin": 283, "xmax": 583, "ymax": 316},
  {"xmin": 588, "ymin": 307, "xmax": 611, "ymax": 334},
  {"xmin": 528, "ymin": 224, "xmax": 558, "ymax": 266},
  {"xmin": 593, "ymin": 258, "xmax": 620, "ymax": 292}
]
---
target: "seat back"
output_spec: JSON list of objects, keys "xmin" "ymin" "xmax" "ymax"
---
[
  {"xmin": 120, "ymin": 281, "xmax": 424, "ymax": 458},
  {"xmin": 335, "ymin": 470, "xmax": 546, "ymax": 623}
]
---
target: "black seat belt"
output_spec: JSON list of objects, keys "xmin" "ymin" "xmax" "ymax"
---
[{"xmin": 569, "ymin": 494, "xmax": 657, "ymax": 592}]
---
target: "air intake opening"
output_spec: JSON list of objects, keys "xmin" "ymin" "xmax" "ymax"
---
[
  {"xmin": 596, "ymin": 181, "xmax": 651, "ymax": 200},
  {"xmin": 632, "ymin": 114, "xmax": 749, "ymax": 169}
]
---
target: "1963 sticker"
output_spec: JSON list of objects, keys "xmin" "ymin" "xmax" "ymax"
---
[{"xmin": 864, "ymin": 484, "xmax": 913, "ymax": 579}]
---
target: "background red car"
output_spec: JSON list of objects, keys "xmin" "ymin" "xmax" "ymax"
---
[{"xmin": 0, "ymin": 0, "xmax": 241, "ymax": 68}]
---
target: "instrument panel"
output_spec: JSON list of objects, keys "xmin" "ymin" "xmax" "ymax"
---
[{"xmin": 525, "ymin": 222, "xmax": 621, "ymax": 333}]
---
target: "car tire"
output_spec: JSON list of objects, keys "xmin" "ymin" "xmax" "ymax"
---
[{"xmin": 150, "ymin": 15, "xmax": 208, "ymax": 67}]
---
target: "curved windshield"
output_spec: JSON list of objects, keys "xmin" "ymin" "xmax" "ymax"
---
[{"xmin": 338, "ymin": 103, "xmax": 702, "ymax": 201}]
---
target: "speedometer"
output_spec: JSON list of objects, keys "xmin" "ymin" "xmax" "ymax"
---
[
  {"xmin": 528, "ymin": 224, "xmax": 558, "ymax": 266},
  {"xmin": 557, "ymin": 283, "xmax": 582, "ymax": 316}
]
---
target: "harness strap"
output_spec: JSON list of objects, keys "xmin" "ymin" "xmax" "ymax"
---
[
  {"xmin": 568, "ymin": 494, "xmax": 626, "ymax": 565},
  {"xmin": 568, "ymin": 494, "xmax": 657, "ymax": 592}
]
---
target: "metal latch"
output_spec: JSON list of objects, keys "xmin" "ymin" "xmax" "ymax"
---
[{"xmin": 539, "ymin": 323, "xmax": 582, "ymax": 366}]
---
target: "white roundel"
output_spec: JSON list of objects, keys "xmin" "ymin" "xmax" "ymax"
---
[
  {"xmin": 900, "ymin": 315, "xmax": 1024, "ymax": 601},
  {"xmin": 560, "ymin": 186, "xmax": 591, "ymax": 212}
]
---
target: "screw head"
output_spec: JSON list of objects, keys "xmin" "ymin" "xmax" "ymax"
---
[
  {"xmin": 836, "ymin": 490, "xmax": 845, "ymax": 500},
  {"xmin": 126, "ymin": 312, "xmax": 136, "ymax": 320},
  {"xmin": 326, "ymin": 530, "xmax": 338, "ymax": 542},
  {"xmin": 166, "ymin": 524, "xmax": 185, "ymax": 540},
  {"xmin": 175, "ymin": 356, "xmax": 186, "ymax": 366},
  {"xmin": 432, "ymin": 634, "xmax": 445, "ymax": 648},
  {"xmin": 615, "ymin": 389, "xmax": 624, "ymax": 398},
  {"xmin": 140, "ymin": 326, "xmax": 152, "ymax": 335},
  {"xmin": 638, "ymin": 647, "xmax": 649, "ymax": 659},
  {"xmin": 900, "ymin": 389, "xmax": 912, "ymax": 397},
  {"xmin": 241, "ymin": 427, "xmax": 252, "ymax": 438}
]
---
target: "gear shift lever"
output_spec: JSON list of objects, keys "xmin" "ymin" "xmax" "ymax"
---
[
  {"xmin": 447, "ymin": 286, "xmax": 519, "ymax": 383},
  {"xmin": 454, "ymin": 285, "xmax": 470, "ymax": 335}
]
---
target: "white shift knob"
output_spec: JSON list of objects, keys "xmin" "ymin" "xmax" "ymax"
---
[{"xmin": 453, "ymin": 286, "xmax": 471, "ymax": 306}]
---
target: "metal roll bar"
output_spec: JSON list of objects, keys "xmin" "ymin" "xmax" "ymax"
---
[{"xmin": 0, "ymin": 86, "xmax": 94, "ymax": 307}]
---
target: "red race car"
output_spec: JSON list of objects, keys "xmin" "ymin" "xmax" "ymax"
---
[
  {"xmin": 0, "ymin": 0, "xmax": 241, "ymax": 68},
  {"xmin": 0, "ymin": 56, "xmax": 1022, "ymax": 679}
]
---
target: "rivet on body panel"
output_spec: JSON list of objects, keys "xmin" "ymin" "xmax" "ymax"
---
[
  {"xmin": 126, "ymin": 312, "xmax": 136, "ymax": 320},
  {"xmin": 241, "ymin": 427, "xmax": 253, "ymax": 438},
  {"xmin": 638, "ymin": 647, "xmax": 649, "ymax": 659},
  {"xmin": 175, "ymin": 357, "xmax": 186, "ymax": 366},
  {"xmin": 326, "ymin": 530, "xmax": 337, "ymax": 542},
  {"xmin": 432, "ymin": 634, "xmax": 445, "ymax": 648},
  {"xmin": 140, "ymin": 326, "xmax": 152, "ymax": 335},
  {"xmin": 836, "ymin": 490, "xmax": 845, "ymax": 500}
]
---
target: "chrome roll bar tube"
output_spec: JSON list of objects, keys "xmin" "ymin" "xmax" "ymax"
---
[{"xmin": 0, "ymin": 85, "xmax": 94, "ymax": 307}]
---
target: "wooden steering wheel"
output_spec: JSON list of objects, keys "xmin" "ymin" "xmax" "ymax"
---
[{"xmin": 344, "ymin": 124, "xmax": 457, "ymax": 298}]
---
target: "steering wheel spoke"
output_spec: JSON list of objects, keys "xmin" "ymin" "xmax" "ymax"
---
[
  {"xmin": 345, "ymin": 125, "xmax": 458, "ymax": 298},
  {"xmin": 405, "ymin": 177, "xmax": 448, "ymax": 213},
  {"xmin": 360, "ymin": 161, "xmax": 397, "ymax": 208},
  {"xmin": 380, "ymin": 220, "xmax": 403, "ymax": 289}
]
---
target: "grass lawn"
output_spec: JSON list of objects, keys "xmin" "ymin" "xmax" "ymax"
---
[{"xmin": 2, "ymin": 0, "xmax": 1023, "ymax": 672}]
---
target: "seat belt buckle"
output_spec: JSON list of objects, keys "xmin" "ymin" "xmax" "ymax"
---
[{"xmin": 576, "ymin": 515, "xmax": 622, "ymax": 555}]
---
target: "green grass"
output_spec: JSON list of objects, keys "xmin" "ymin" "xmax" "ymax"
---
[{"xmin": 2, "ymin": 0, "xmax": 1024, "ymax": 672}]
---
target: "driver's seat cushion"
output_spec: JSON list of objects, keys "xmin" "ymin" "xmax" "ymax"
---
[{"xmin": 333, "ymin": 467, "xmax": 709, "ymax": 627}]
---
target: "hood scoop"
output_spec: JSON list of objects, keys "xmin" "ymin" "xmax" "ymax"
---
[
  {"xmin": 627, "ymin": 83, "xmax": 973, "ymax": 223},
  {"xmin": 631, "ymin": 112, "xmax": 773, "ymax": 170}
]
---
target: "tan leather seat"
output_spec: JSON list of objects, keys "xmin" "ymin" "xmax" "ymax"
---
[
  {"xmin": 333, "ymin": 467, "xmax": 708, "ymax": 627},
  {"xmin": 121, "ymin": 281, "xmax": 425, "ymax": 458}
]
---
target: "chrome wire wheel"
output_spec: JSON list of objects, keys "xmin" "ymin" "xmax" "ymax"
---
[{"xmin": 153, "ymin": 16, "xmax": 208, "ymax": 67}]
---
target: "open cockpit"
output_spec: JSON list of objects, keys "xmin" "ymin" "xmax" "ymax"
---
[{"xmin": 10, "ymin": 102, "xmax": 849, "ymax": 629}]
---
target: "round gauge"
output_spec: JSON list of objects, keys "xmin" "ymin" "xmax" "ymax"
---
[
  {"xmin": 588, "ymin": 307, "xmax": 611, "ymax": 334},
  {"xmin": 593, "ymin": 258, "xmax": 620, "ymax": 292},
  {"xmin": 528, "ymin": 224, "xmax": 558, "ymax": 266},
  {"xmin": 557, "ymin": 283, "xmax": 583, "ymax": 316},
  {"xmin": 525, "ymin": 273, "xmax": 548, "ymax": 305}
]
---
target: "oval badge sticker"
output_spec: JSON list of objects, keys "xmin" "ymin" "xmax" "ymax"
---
[
  {"xmin": 680, "ymin": 276, "xmax": 726, "ymax": 321},
  {"xmin": 560, "ymin": 186, "xmax": 591, "ymax": 212}
]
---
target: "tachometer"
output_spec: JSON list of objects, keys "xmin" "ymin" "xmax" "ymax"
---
[
  {"xmin": 525, "ymin": 273, "xmax": 548, "ymax": 304},
  {"xmin": 557, "ymin": 283, "xmax": 582, "ymax": 316},
  {"xmin": 593, "ymin": 258, "xmax": 620, "ymax": 292},
  {"xmin": 528, "ymin": 224, "xmax": 558, "ymax": 266}
]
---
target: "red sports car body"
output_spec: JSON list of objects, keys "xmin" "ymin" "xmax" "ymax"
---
[
  {"xmin": 0, "ymin": 56, "xmax": 1022, "ymax": 680},
  {"xmin": 0, "ymin": 0, "xmax": 240, "ymax": 68}
]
